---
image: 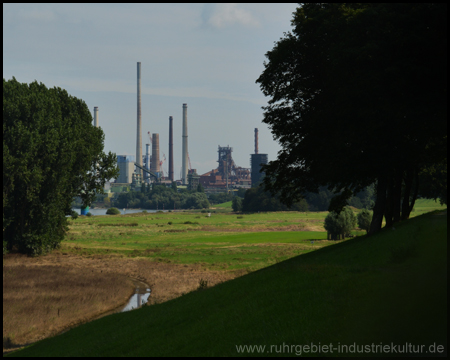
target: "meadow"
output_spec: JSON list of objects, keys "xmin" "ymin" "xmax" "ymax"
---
[
  {"xmin": 6, "ymin": 202, "xmax": 447, "ymax": 357},
  {"xmin": 3, "ymin": 198, "xmax": 446, "ymax": 354}
]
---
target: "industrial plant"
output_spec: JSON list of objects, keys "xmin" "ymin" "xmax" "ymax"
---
[{"xmin": 96, "ymin": 62, "xmax": 268, "ymax": 195}]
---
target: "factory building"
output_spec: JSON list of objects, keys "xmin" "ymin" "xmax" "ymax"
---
[
  {"xmin": 250, "ymin": 128, "xmax": 268, "ymax": 187},
  {"xmin": 116, "ymin": 155, "xmax": 135, "ymax": 184}
]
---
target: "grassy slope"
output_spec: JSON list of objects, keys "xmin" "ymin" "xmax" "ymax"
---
[{"xmin": 10, "ymin": 210, "xmax": 447, "ymax": 357}]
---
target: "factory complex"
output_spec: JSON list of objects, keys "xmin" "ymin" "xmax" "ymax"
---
[{"xmin": 95, "ymin": 62, "xmax": 267, "ymax": 197}]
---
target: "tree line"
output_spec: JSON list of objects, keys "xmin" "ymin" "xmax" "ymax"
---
[{"xmin": 113, "ymin": 184, "xmax": 210, "ymax": 210}]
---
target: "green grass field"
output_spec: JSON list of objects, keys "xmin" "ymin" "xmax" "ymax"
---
[
  {"xmin": 62, "ymin": 209, "xmax": 343, "ymax": 272},
  {"xmin": 8, "ymin": 207, "xmax": 447, "ymax": 357},
  {"xmin": 60, "ymin": 199, "xmax": 445, "ymax": 273}
]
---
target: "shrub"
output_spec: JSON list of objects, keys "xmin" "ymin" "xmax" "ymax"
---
[
  {"xmin": 3, "ymin": 241, "xmax": 8, "ymax": 255},
  {"xmin": 106, "ymin": 207, "xmax": 121, "ymax": 215},
  {"xmin": 357, "ymin": 209, "xmax": 372, "ymax": 233},
  {"xmin": 86, "ymin": 212, "xmax": 93, "ymax": 217},
  {"xmin": 324, "ymin": 207, "xmax": 356, "ymax": 240},
  {"xmin": 168, "ymin": 221, "xmax": 173, "ymax": 225},
  {"xmin": 71, "ymin": 210, "xmax": 79, "ymax": 220}
]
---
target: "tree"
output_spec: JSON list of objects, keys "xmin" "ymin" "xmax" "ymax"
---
[
  {"xmin": 197, "ymin": 183, "xmax": 204, "ymax": 193},
  {"xmin": 357, "ymin": 209, "xmax": 372, "ymax": 234},
  {"xmin": 232, "ymin": 197, "xmax": 242, "ymax": 212},
  {"xmin": 171, "ymin": 181, "xmax": 177, "ymax": 192},
  {"xmin": 256, "ymin": 4, "xmax": 447, "ymax": 235},
  {"xmin": 3, "ymin": 78, "xmax": 119, "ymax": 255},
  {"xmin": 324, "ymin": 207, "xmax": 357, "ymax": 240}
]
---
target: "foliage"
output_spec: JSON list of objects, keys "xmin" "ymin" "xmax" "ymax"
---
[
  {"xmin": 197, "ymin": 183, "xmax": 204, "ymax": 193},
  {"xmin": 3, "ymin": 240, "xmax": 8, "ymax": 255},
  {"xmin": 256, "ymin": 4, "xmax": 447, "ymax": 235},
  {"xmin": 171, "ymin": 182, "xmax": 178, "ymax": 192},
  {"xmin": 242, "ymin": 186, "xmax": 309, "ymax": 213},
  {"xmin": 357, "ymin": 209, "xmax": 372, "ymax": 234},
  {"xmin": 232, "ymin": 197, "xmax": 243, "ymax": 212},
  {"xmin": 324, "ymin": 207, "xmax": 357, "ymax": 239},
  {"xmin": 71, "ymin": 211, "xmax": 79, "ymax": 220},
  {"xmin": 106, "ymin": 207, "xmax": 121, "ymax": 215},
  {"xmin": 86, "ymin": 212, "xmax": 93, "ymax": 217},
  {"xmin": 3, "ymin": 78, "xmax": 119, "ymax": 255},
  {"xmin": 418, "ymin": 161, "xmax": 447, "ymax": 205},
  {"xmin": 208, "ymin": 192, "xmax": 234, "ymax": 205},
  {"xmin": 113, "ymin": 186, "xmax": 210, "ymax": 210}
]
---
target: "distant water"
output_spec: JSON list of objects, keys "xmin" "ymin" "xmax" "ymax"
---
[{"xmin": 70, "ymin": 208, "xmax": 167, "ymax": 216}]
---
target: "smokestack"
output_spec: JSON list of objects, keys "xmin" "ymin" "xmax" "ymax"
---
[
  {"xmin": 145, "ymin": 143, "xmax": 151, "ymax": 182},
  {"xmin": 182, "ymin": 103, "xmax": 188, "ymax": 184},
  {"xmin": 254, "ymin": 128, "xmax": 259, "ymax": 154},
  {"xmin": 94, "ymin": 107, "xmax": 99, "ymax": 127},
  {"xmin": 151, "ymin": 133, "xmax": 160, "ymax": 173},
  {"xmin": 169, "ymin": 116, "xmax": 174, "ymax": 181},
  {"xmin": 136, "ymin": 62, "xmax": 143, "ymax": 176}
]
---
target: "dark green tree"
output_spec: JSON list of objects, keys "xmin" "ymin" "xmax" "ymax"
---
[
  {"xmin": 256, "ymin": 4, "xmax": 447, "ymax": 235},
  {"xmin": 232, "ymin": 197, "xmax": 243, "ymax": 212},
  {"xmin": 3, "ymin": 78, "xmax": 119, "ymax": 255},
  {"xmin": 171, "ymin": 181, "xmax": 177, "ymax": 192},
  {"xmin": 357, "ymin": 209, "xmax": 372, "ymax": 234},
  {"xmin": 197, "ymin": 183, "xmax": 204, "ymax": 193},
  {"xmin": 324, "ymin": 207, "xmax": 357, "ymax": 240}
]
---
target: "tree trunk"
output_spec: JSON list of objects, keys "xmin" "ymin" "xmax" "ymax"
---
[
  {"xmin": 408, "ymin": 168, "xmax": 420, "ymax": 217},
  {"xmin": 392, "ymin": 170, "xmax": 402, "ymax": 224},
  {"xmin": 369, "ymin": 176, "xmax": 387, "ymax": 235},
  {"xmin": 384, "ymin": 175, "xmax": 394, "ymax": 228},
  {"xmin": 401, "ymin": 167, "xmax": 414, "ymax": 220}
]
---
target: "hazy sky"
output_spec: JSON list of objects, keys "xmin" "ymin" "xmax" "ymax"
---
[{"xmin": 3, "ymin": 3, "xmax": 298, "ymax": 177}]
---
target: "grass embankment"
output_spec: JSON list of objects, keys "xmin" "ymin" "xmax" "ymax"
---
[{"xmin": 9, "ymin": 210, "xmax": 447, "ymax": 357}]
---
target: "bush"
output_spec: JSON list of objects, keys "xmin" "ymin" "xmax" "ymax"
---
[
  {"xmin": 106, "ymin": 207, "xmax": 121, "ymax": 215},
  {"xmin": 3, "ymin": 241, "xmax": 8, "ymax": 255},
  {"xmin": 324, "ymin": 207, "xmax": 356, "ymax": 240},
  {"xmin": 71, "ymin": 211, "xmax": 79, "ymax": 220},
  {"xmin": 86, "ymin": 212, "xmax": 93, "ymax": 217},
  {"xmin": 357, "ymin": 209, "xmax": 372, "ymax": 234}
]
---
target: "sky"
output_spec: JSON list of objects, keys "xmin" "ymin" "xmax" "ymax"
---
[{"xmin": 3, "ymin": 3, "xmax": 299, "ymax": 178}]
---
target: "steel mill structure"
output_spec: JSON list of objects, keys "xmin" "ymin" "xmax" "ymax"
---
[
  {"xmin": 251, "ymin": 128, "xmax": 268, "ymax": 187},
  {"xmin": 199, "ymin": 145, "xmax": 251, "ymax": 192},
  {"xmin": 112, "ymin": 62, "xmax": 269, "ymax": 192}
]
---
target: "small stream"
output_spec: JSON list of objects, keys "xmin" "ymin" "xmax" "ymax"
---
[{"xmin": 120, "ymin": 286, "xmax": 151, "ymax": 312}]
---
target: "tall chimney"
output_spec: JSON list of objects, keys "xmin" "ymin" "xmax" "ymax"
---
[
  {"xmin": 136, "ymin": 62, "xmax": 143, "ymax": 176},
  {"xmin": 151, "ymin": 133, "xmax": 160, "ymax": 173},
  {"xmin": 94, "ymin": 107, "xmax": 99, "ymax": 127},
  {"xmin": 254, "ymin": 128, "xmax": 259, "ymax": 154},
  {"xmin": 182, "ymin": 103, "xmax": 188, "ymax": 184},
  {"xmin": 169, "ymin": 116, "xmax": 174, "ymax": 181}
]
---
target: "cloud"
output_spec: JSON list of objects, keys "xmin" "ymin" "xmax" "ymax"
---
[{"xmin": 202, "ymin": 3, "xmax": 259, "ymax": 29}]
